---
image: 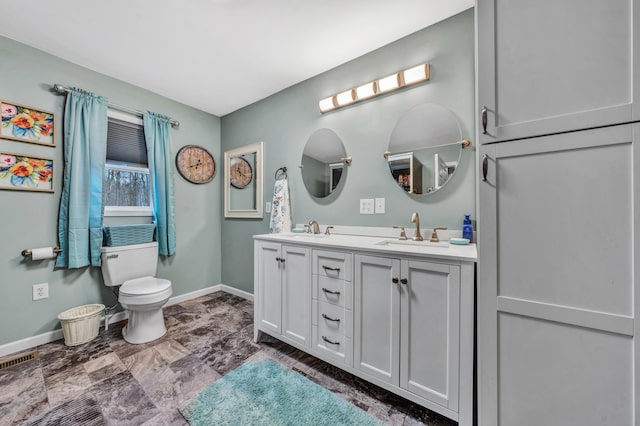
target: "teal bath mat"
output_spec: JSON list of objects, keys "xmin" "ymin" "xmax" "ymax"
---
[{"xmin": 179, "ymin": 358, "xmax": 382, "ymax": 426}]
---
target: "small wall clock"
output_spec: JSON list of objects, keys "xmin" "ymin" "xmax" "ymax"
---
[
  {"xmin": 175, "ymin": 145, "xmax": 215, "ymax": 184},
  {"xmin": 229, "ymin": 156, "xmax": 253, "ymax": 189}
]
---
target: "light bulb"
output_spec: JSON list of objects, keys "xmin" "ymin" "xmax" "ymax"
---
[
  {"xmin": 319, "ymin": 96, "xmax": 336, "ymax": 112},
  {"xmin": 355, "ymin": 82, "xmax": 377, "ymax": 100},
  {"xmin": 402, "ymin": 64, "xmax": 429, "ymax": 85},
  {"xmin": 336, "ymin": 89, "xmax": 355, "ymax": 106},
  {"xmin": 378, "ymin": 73, "xmax": 400, "ymax": 93}
]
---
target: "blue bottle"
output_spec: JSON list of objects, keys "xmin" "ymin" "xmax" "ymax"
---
[{"xmin": 462, "ymin": 214, "xmax": 473, "ymax": 241}]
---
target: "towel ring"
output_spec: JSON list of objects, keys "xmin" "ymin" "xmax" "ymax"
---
[{"xmin": 275, "ymin": 167, "xmax": 288, "ymax": 180}]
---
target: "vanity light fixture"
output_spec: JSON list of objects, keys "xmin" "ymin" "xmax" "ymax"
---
[{"xmin": 318, "ymin": 63, "xmax": 430, "ymax": 113}]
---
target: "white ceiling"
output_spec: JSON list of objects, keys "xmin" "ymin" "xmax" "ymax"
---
[{"xmin": 0, "ymin": 0, "xmax": 473, "ymax": 117}]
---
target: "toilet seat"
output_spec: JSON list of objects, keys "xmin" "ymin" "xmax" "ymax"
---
[{"xmin": 119, "ymin": 276, "xmax": 172, "ymax": 305}]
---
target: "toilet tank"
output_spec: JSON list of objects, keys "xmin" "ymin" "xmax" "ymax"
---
[{"xmin": 100, "ymin": 242, "xmax": 158, "ymax": 286}]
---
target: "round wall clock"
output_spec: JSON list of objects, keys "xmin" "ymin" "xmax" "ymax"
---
[
  {"xmin": 229, "ymin": 156, "xmax": 253, "ymax": 189},
  {"xmin": 175, "ymin": 145, "xmax": 216, "ymax": 184}
]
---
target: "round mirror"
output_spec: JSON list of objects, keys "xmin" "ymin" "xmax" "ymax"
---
[
  {"xmin": 386, "ymin": 103, "xmax": 466, "ymax": 195},
  {"xmin": 301, "ymin": 128, "xmax": 348, "ymax": 198}
]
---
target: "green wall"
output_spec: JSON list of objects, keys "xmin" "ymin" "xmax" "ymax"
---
[
  {"xmin": 221, "ymin": 9, "xmax": 475, "ymax": 292},
  {"xmin": 0, "ymin": 37, "xmax": 221, "ymax": 346}
]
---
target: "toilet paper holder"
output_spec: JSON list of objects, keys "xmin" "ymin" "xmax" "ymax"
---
[{"xmin": 22, "ymin": 247, "xmax": 62, "ymax": 257}]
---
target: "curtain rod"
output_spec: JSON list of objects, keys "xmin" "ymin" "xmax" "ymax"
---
[{"xmin": 52, "ymin": 84, "xmax": 180, "ymax": 128}]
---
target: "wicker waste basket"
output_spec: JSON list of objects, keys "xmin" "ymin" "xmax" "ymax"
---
[{"xmin": 57, "ymin": 304, "xmax": 105, "ymax": 346}]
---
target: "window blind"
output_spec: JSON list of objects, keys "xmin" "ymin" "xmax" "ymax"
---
[{"xmin": 106, "ymin": 117, "xmax": 147, "ymax": 165}]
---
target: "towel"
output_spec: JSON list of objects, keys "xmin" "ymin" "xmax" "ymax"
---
[{"xmin": 270, "ymin": 178, "xmax": 292, "ymax": 233}]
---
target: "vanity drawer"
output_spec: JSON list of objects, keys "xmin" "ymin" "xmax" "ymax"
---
[
  {"xmin": 313, "ymin": 275, "xmax": 352, "ymax": 309},
  {"xmin": 312, "ymin": 300, "xmax": 352, "ymax": 338},
  {"xmin": 313, "ymin": 250, "xmax": 352, "ymax": 281},
  {"xmin": 312, "ymin": 326, "xmax": 353, "ymax": 367}
]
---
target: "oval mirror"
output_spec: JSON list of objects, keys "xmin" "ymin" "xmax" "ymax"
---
[
  {"xmin": 386, "ymin": 103, "xmax": 467, "ymax": 195},
  {"xmin": 301, "ymin": 128, "xmax": 348, "ymax": 198}
]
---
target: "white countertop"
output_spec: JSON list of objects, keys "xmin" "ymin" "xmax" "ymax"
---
[{"xmin": 254, "ymin": 232, "xmax": 477, "ymax": 263}]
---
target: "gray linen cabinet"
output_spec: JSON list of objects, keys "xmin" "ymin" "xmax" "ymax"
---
[{"xmin": 476, "ymin": 0, "xmax": 640, "ymax": 424}]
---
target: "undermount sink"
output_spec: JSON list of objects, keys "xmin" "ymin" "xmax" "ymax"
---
[
  {"xmin": 374, "ymin": 239, "xmax": 449, "ymax": 248},
  {"xmin": 291, "ymin": 233, "xmax": 326, "ymax": 238}
]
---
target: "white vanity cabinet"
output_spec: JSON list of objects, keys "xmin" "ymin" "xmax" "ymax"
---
[
  {"xmin": 254, "ymin": 234, "xmax": 476, "ymax": 425},
  {"xmin": 254, "ymin": 241, "xmax": 311, "ymax": 347},
  {"xmin": 354, "ymin": 254, "xmax": 467, "ymax": 417}
]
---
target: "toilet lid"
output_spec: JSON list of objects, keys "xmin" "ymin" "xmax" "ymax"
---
[{"xmin": 120, "ymin": 277, "xmax": 171, "ymax": 295}]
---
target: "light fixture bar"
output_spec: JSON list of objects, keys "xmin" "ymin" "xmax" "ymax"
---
[{"xmin": 318, "ymin": 63, "xmax": 430, "ymax": 113}]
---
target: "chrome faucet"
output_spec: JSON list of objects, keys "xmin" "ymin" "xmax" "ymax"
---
[
  {"xmin": 411, "ymin": 212, "xmax": 423, "ymax": 241},
  {"xmin": 308, "ymin": 220, "xmax": 320, "ymax": 234}
]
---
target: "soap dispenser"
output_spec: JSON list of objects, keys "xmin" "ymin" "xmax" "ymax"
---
[{"xmin": 462, "ymin": 214, "xmax": 473, "ymax": 241}]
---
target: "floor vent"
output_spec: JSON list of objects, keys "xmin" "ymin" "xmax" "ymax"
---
[{"xmin": 0, "ymin": 351, "xmax": 39, "ymax": 371}]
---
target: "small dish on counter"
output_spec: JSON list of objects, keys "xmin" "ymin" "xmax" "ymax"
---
[{"xmin": 450, "ymin": 237, "xmax": 470, "ymax": 245}]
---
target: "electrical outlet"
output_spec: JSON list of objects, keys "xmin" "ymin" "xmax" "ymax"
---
[
  {"xmin": 359, "ymin": 198, "xmax": 374, "ymax": 214},
  {"xmin": 375, "ymin": 198, "xmax": 385, "ymax": 214},
  {"xmin": 32, "ymin": 283, "xmax": 48, "ymax": 300}
]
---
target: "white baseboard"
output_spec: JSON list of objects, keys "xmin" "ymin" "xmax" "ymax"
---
[
  {"xmin": 0, "ymin": 283, "xmax": 253, "ymax": 358},
  {"xmin": 217, "ymin": 283, "xmax": 253, "ymax": 302}
]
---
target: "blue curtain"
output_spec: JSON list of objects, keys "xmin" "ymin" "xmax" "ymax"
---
[
  {"xmin": 144, "ymin": 112, "xmax": 176, "ymax": 256},
  {"xmin": 56, "ymin": 89, "xmax": 107, "ymax": 268}
]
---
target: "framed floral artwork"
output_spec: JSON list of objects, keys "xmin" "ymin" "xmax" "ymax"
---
[
  {"xmin": 0, "ymin": 152, "xmax": 54, "ymax": 192},
  {"xmin": 1, "ymin": 101, "xmax": 54, "ymax": 146}
]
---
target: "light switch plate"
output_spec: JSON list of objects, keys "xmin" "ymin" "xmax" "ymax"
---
[
  {"xmin": 375, "ymin": 198, "xmax": 385, "ymax": 214},
  {"xmin": 265, "ymin": 202, "xmax": 272, "ymax": 213},
  {"xmin": 360, "ymin": 198, "xmax": 374, "ymax": 214}
]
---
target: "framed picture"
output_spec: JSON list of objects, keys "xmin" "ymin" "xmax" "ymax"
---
[
  {"xmin": 1, "ymin": 100, "xmax": 55, "ymax": 146},
  {"xmin": 0, "ymin": 152, "xmax": 54, "ymax": 192}
]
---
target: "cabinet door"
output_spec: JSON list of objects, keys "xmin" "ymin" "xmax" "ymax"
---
[
  {"xmin": 477, "ymin": 0, "xmax": 637, "ymax": 143},
  {"xmin": 255, "ymin": 241, "xmax": 282, "ymax": 335},
  {"xmin": 478, "ymin": 125, "xmax": 636, "ymax": 425},
  {"xmin": 400, "ymin": 259, "xmax": 460, "ymax": 411},
  {"xmin": 281, "ymin": 245, "xmax": 311, "ymax": 347},
  {"xmin": 353, "ymin": 255, "xmax": 400, "ymax": 385}
]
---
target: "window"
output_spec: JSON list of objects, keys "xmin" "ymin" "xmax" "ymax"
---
[{"xmin": 103, "ymin": 110, "xmax": 152, "ymax": 216}]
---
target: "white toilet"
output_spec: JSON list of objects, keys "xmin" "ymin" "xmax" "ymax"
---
[{"xmin": 100, "ymin": 241, "xmax": 173, "ymax": 344}]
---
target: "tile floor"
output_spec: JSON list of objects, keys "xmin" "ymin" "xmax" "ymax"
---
[{"xmin": 0, "ymin": 291, "xmax": 456, "ymax": 425}]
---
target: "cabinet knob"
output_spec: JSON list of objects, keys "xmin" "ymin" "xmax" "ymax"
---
[
  {"xmin": 392, "ymin": 277, "xmax": 399, "ymax": 284},
  {"xmin": 275, "ymin": 257, "xmax": 281, "ymax": 262},
  {"xmin": 400, "ymin": 278, "xmax": 408, "ymax": 285}
]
